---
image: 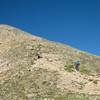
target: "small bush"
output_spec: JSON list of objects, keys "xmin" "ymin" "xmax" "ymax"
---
[
  {"xmin": 88, "ymin": 79, "xmax": 94, "ymax": 82},
  {"xmin": 80, "ymin": 67, "xmax": 91, "ymax": 75},
  {"xmin": 93, "ymin": 80, "xmax": 98, "ymax": 84},
  {"xmin": 88, "ymin": 79, "xmax": 98, "ymax": 84},
  {"xmin": 64, "ymin": 64, "xmax": 74, "ymax": 72}
]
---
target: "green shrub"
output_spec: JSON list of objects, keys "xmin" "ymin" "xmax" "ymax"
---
[
  {"xmin": 93, "ymin": 80, "xmax": 98, "ymax": 84},
  {"xmin": 64, "ymin": 64, "xmax": 74, "ymax": 72},
  {"xmin": 80, "ymin": 67, "xmax": 91, "ymax": 75},
  {"xmin": 88, "ymin": 79, "xmax": 94, "ymax": 82}
]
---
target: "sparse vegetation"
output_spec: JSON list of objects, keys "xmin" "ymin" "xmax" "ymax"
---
[
  {"xmin": 64, "ymin": 64, "xmax": 74, "ymax": 72},
  {"xmin": 93, "ymin": 80, "xmax": 98, "ymax": 84},
  {"xmin": 0, "ymin": 25, "xmax": 100, "ymax": 99},
  {"xmin": 88, "ymin": 78, "xmax": 94, "ymax": 82},
  {"xmin": 56, "ymin": 93, "xmax": 91, "ymax": 100},
  {"xmin": 80, "ymin": 67, "xmax": 91, "ymax": 75},
  {"xmin": 36, "ymin": 93, "xmax": 100, "ymax": 100},
  {"xmin": 88, "ymin": 78, "xmax": 98, "ymax": 84}
]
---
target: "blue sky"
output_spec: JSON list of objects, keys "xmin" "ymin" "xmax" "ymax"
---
[{"xmin": 0, "ymin": 0, "xmax": 100, "ymax": 56}]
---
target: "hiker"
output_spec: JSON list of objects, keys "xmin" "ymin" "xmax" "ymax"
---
[
  {"xmin": 74, "ymin": 61, "xmax": 81, "ymax": 71},
  {"xmin": 36, "ymin": 44, "xmax": 42, "ymax": 59},
  {"xmin": 37, "ymin": 52, "xmax": 42, "ymax": 59}
]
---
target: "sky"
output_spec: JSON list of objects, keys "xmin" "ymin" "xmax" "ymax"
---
[{"xmin": 0, "ymin": 0, "xmax": 100, "ymax": 56}]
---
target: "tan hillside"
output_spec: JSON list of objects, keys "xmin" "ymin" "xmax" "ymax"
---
[{"xmin": 0, "ymin": 24, "xmax": 100, "ymax": 100}]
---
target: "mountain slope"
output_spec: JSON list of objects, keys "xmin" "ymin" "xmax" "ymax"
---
[{"xmin": 0, "ymin": 24, "xmax": 100, "ymax": 100}]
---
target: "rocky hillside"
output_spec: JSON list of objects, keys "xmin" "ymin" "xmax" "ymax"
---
[{"xmin": 0, "ymin": 24, "xmax": 100, "ymax": 100}]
